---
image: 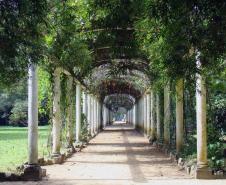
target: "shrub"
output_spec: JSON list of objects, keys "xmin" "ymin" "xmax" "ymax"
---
[
  {"xmin": 208, "ymin": 142, "xmax": 224, "ymax": 170},
  {"xmin": 80, "ymin": 113, "xmax": 89, "ymax": 142},
  {"xmin": 9, "ymin": 100, "xmax": 27, "ymax": 127}
]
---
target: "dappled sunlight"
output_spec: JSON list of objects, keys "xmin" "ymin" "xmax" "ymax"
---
[{"xmin": 43, "ymin": 124, "xmax": 190, "ymax": 184}]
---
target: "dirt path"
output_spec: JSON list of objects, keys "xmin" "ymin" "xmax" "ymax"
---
[{"xmin": 2, "ymin": 124, "xmax": 226, "ymax": 185}]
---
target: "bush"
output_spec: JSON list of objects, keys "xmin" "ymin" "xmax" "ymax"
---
[
  {"xmin": 208, "ymin": 142, "xmax": 224, "ymax": 170},
  {"xmin": 212, "ymin": 95, "xmax": 226, "ymax": 134},
  {"xmin": 9, "ymin": 100, "xmax": 27, "ymax": 127},
  {"xmin": 207, "ymin": 93, "xmax": 225, "ymax": 170},
  {"xmin": 181, "ymin": 134, "xmax": 197, "ymax": 158},
  {"xmin": 80, "ymin": 113, "xmax": 89, "ymax": 142}
]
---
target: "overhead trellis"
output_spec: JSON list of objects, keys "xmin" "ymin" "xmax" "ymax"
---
[
  {"xmin": 104, "ymin": 94, "xmax": 135, "ymax": 111},
  {"xmin": 45, "ymin": 0, "xmax": 152, "ymax": 109},
  {"xmin": 80, "ymin": 1, "xmax": 152, "ymax": 106},
  {"xmin": 84, "ymin": 62, "xmax": 150, "ymax": 100}
]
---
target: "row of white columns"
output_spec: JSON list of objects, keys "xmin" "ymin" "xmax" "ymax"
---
[
  {"xmin": 27, "ymin": 67, "xmax": 104, "ymax": 169},
  {"xmin": 27, "ymin": 60, "xmax": 209, "ymax": 178},
  {"xmin": 134, "ymin": 85, "xmax": 183, "ymax": 147},
  {"xmin": 136, "ymin": 93, "xmax": 154, "ymax": 137},
  {"xmin": 133, "ymin": 72, "xmax": 209, "ymax": 178},
  {"xmin": 126, "ymin": 106, "xmax": 136, "ymax": 126},
  {"xmin": 102, "ymin": 105, "xmax": 113, "ymax": 128},
  {"xmin": 102, "ymin": 105, "xmax": 108, "ymax": 128},
  {"xmin": 84, "ymin": 94, "xmax": 102, "ymax": 137}
]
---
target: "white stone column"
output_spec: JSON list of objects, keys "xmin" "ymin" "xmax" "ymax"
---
[
  {"xmin": 96, "ymin": 100, "xmax": 98, "ymax": 132},
  {"xmin": 92, "ymin": 96, "xmax": 95, "ymax": 136},
  {"xmin": 95, "ymin": 99, "xmax": 97, "ymax": 132},
  {"xmin": 100, "ymin": 103, "xmax": 103, "ymax": 129},
  {"xmin": 137, "ymin": 100, "xmax": 140, "ymax": 128},
  {"xmin": 164, "ymin": 83, "xmax": 170, "ymax": 146},
  {"xmin": 105, "ymin": 107, "xmax": 108, "ymax": 125},
  {"xmin": 82, "ymin": 92, "xmax": 87, "ymax": 116},
  {"xmin": 128, "ymin": 110, "xmax": 131, "ymax": 124},
  {"xmin": 25, "ymin": 62, "xmax": 42, "ymax": 180},
  {"xmin": 128, "ymin": 110, "xmax": 130, "ymax": 124},
  {"xmin": 91, "ymin": 96, "xmax": 95, "ymax": 136},
  {"xmin": 141, "ymin": 97, "xmax": 144, "ymax": 130},
  {"xmin": 133, "ymin": 104, "xmax": 136, "ymax": 127},
  {"xmin": 28, "ymin": 63, "xmax": 38, "ymax": 164},
  {"xmin": 156, "ymin": 93, "xmax": 161, "ymax": 142},
  {"xmin": 138, "ymin": 100, "xmax": 141, "ymax": 128},
  {"xmin": 97, "ymin": 101, "xmax": 100, "ymax": 131},
  {"xmin": 195, "ymin": 52, "xmax": 211, "ymax": 179},
  {"xmin": 66, "ymin": 76, "xmax": 74, "ymax": 147},
  {"xmin": 87, "ymin": 94, "xmax": 91, "ymax": 135},
  {"xmin": 107, "ymin": 108, "xmax": 110, "ymax": 125},
  {"xmin": 176, "ymin": 79, "xmax": 184, "ymax": 153},
  {"xmin": 106, "ymin": 106, "xmax": 108, "ymax": 126},
  {"xmin": 146, "ymin": 93, "xmax": 151, "ymax": 136},
  {"xmin": 93, "ymin": 98, "xmax": 97, "ymax": 134},
  {"xmin": 143, "ymin": 95, "xmax": 147, "ymax": 134},
  {"xmin": 52, "ymin": 68, "xmax": 62, "ymax": 155},
  {"xmin": 137, "ymin": 101, "xmax": 139, "ymax": 127},
  {"xmin": 97, "ymin": 100, "xmax": 99, "ymax": 132},
  {"xmin": 100, "ymin": 103, "xmax": 102, "ymax": 129},
  {"xmin": 99, "ymin": 102, "xmax": 101, "ymax": 130},
  {"xmin": 150, "ymin": 90, "xmax": 156, "ymax": 141},
  {"xmin": 102, "ymin": 105, "xmax": 104, "ymax": 128},
  {"xmin": 76, "ymin": 83, "xmax": 81, "ymax": 142}
]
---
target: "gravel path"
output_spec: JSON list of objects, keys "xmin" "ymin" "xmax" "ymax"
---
[{"xmin": 2, "ymin": 123, "xmax": 226, "ymax": 185}]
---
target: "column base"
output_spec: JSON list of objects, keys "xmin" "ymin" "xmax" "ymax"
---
[
  {"xmin": 149, "ymin": 136, "xmax": 157, "ymax": 144},
  {"xmin": 51, "ymin": 153, "xmax": 64, "ymax": 164},
  {"xmin": 196, "ymin": 166, "xmax": 214, "ymax": 179},
  {"xmin": 66, "ymin": 145, "xmax": 76, "ymax": 153},
  {"xmin": 23, "ymin": 164, "xmax": 42, "ymax": 181}
]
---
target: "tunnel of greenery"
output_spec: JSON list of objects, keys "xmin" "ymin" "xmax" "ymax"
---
[{"xmin": 0, "ymin": 0, "xmax": 226, "ymax": 180}]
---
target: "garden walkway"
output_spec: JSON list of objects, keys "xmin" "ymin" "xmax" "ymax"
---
[{"xmin": 2, "ymin": 123, "xmax": 226, "ymax": 184}]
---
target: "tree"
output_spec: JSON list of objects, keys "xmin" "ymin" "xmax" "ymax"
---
[{"xmin": 0, "ymin": 0, "xmax": 47, "ymax": 86}]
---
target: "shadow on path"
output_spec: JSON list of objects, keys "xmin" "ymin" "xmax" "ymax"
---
[{"xmin": 122, "ymin": 129, "xmax": 148, "ymax": 183}]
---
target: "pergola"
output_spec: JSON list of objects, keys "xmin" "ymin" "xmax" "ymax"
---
[{"xmin": 25, "ymin": 8, "xmax": 210, "ymax": 180}]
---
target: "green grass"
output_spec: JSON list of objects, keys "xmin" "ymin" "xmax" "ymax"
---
[{"xmin": 0, "ymin": 125, "xmax": 50, "ymax": 172}]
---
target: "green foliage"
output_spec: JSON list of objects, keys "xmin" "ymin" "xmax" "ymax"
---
[
  {"xmin": 9, "ymin": 100, "xmax": 27, "ymax": 127},
  {"xmin": 134, "ymin": 0, "xmax": 226, "ymax": 87},
  {"xmin": 181, "ymin": 135, "xmax": 197, "ymax": 158},
  {"xmin": 205, "ymin": 64, "xmax": 226, "ymax": 169},
  {"xmin": 38, "ymin": 66, "xmax": 52, "ymax": 123},
  {"xmin": 208, "ymin": 62, "xmax": 226, "ymax": 134},
  {"xmin": 80, "ymin": 113, "xmax": 89, "ymax": 142},
  {"xmin": 0, "ymin": 68, "xmax": 52, "ymax": 126},
  {"xmin": 212, "ymin": 95, "xmax": 226, "ymax": 133},
  {"xmin": 0, "ymin": 79, "xmax": 27, "ymax": 125},
  {"xmin": 208, "ymin": 142, "xmax": 224, "ymax": 170},
  {"xmin": 133, "ymin": 1, "xmax": 226, "ymax": 170},
  {"xmin": 46, "ymin": 0, "xmax": 92, "ymax": 78},
  {"xmin": 0, "ymin": 0, "xmax": 48, "ymax": 86}
]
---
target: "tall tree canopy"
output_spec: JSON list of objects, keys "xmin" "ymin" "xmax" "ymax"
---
[{"xmin": 0, "ymin": 0, "xmax": 47, "ymax": 86}]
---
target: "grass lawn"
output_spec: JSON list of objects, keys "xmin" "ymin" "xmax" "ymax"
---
[{"xmin": 0, "ymin": 125, "xmax": 50, "ymax": 172}]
